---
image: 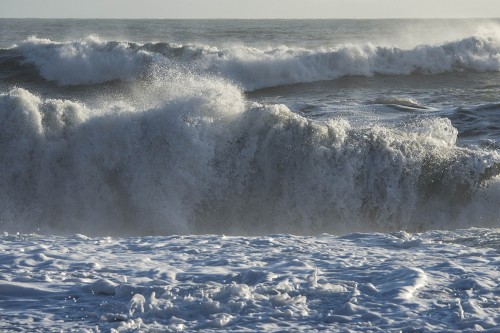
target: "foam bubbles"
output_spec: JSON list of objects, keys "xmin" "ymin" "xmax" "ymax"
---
[
  {"xmin": 0, "ymin": 69, "xmax": 246, "ymax": 235},
  {"xmin": 0, "ymin": 68, "xmax": 498, "ymax": 236},
  {"xmin": 2, "ymin": 231, "xmax": 499, "ymax": 331}
]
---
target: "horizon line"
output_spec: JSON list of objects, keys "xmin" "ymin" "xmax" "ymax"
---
[{"xmin": 1, "ymin": 17, "xmax": 499, "ymax": 20}]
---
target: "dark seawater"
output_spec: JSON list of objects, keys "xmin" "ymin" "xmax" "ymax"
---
[{"xmin": 0, "ymin": 19, "xmax": 499, "ymax": 236}]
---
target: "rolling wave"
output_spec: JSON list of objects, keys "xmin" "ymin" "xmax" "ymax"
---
[
  {"xmin": 0, "ymin": 69, "xmax": 498, "ymax": 236},
  {"xmin": 1, "ymin": 35, "xmax": 500, "ymax": 89}
]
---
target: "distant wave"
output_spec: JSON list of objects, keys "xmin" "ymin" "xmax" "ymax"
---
[
  {"xmin": 0, "ymin": 68, "xmax": 498, "ymax": 236},
  {"xmin": 1, "ymin": 35, "xmax": 500, "ymax": 89},
  {"xmin": 12, "ymin": 36, "xmax": 152, "ymax": 85}
]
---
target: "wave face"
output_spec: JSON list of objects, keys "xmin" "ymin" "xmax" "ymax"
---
[
  {"xmin": 12, "ymin": 36, "xmax": 152, "ymax": 85},
  {"xmin": 4, "ymin": 35, "xmax": 500, "ymax": 89},
  {"xmin": 0, "ymin": 67, "xmax": 499, "ymax": 236}
]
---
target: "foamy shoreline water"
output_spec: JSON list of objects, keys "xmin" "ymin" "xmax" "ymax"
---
[{"xmin": 1, "ymin": 230, "xmax": 499, "ymax": 332}]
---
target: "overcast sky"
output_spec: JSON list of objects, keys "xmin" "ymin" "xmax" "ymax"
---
[{"xmin": 1, "ymin": 0, "xmax": 500, "ymax": 19}]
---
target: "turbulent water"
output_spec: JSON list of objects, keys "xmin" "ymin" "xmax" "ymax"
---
[{"xmin": 0, "ymin": 19, "xmax": 499, "ymax": 332}]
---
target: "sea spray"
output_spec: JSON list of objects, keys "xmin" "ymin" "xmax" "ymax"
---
[
  {"xmin": 8, "ymin": 35, "xmax": 500, "ymax": 89},
  {"xmin": 197, "ymin": 104, "xmax": 500, "ymax": 234},
  {"xmin": 16, "ymin": 36, "xmax": 152, "ymax": 85},
  {"xmin": 0, "ymin": 68, "xmax": 498, "ymax": 235},
  {"xmin": 0, "ymin": 68, "xmax": 245, "ymax": 235}
]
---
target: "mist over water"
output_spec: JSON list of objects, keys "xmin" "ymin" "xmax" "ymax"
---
[
  {"xmin": 0, "ymin": 19, "xmax": 499, "ymax": 236},
  {"xmin": 2, "ymin": 18, "xmax": 500, "ymax": 49}
]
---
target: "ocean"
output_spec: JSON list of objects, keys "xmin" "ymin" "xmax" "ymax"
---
[{"xmin": 0, "ymin": 19, "xmax": 499, "ymax": 331}]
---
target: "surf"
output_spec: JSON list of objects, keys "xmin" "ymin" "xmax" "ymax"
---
[
  {"xmin": 0, "ymin": 71, "xmax": 498, "ymax": 236},
  {"xmin": 0, "ymin": 34, "xmax": 498, "ymax": 91}
]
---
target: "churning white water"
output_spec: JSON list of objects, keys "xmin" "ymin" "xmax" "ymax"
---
[{"xmin": 0, "ymin": 19, "xmax": 499, "ymax": 332}]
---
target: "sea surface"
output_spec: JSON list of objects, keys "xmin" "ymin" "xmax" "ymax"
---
[{"xmin": 0, "ymin": 19, "xmax": 499, "ymax": 332}]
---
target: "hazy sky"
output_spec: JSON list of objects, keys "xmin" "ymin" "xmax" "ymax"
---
[{"xmin": 1, "ymin": 0, "xmax": 500, "ymax": 19}]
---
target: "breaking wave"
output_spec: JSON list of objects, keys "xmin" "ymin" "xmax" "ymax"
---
[
  {"xmin": 2, "ymin": 35, "xmax": 500, "ymax": 89},
  {"xmin": 0, "ymin": 68, "xmax": 499, "ymax": 236}
]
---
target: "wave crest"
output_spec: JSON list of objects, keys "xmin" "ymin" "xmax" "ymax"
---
[
  {"xmin": 0, "ymin": 74, "xmax": 498, "ymax": 235},
  {"xmin": 5, "ymin": 35, "xmax": 500, "ymax": 89},
  {"xmin": 16, "ymin": 36, "xmax": 152, "ymax": 85}
]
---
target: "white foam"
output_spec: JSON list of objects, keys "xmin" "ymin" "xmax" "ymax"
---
[
  {"xmin": 209, "ymin": 36, "xmax": 500, "ymax": 90},
  {"xmin": 0, "ymin": 73, "xmax": 498, "ymax": 235},
  {"xmin": 13, "ymin": 35, "xmax": 500, "ymax": 89},
  {"xmin": 0, "ymin": 68, "xmax": 246, "ymax": 235},
  {"xmin": 1, "ymin": 231, "xmax": 499, "ymax": 331},
  {"xmin": 17, "ymin": 36, "xmax": 152, "ymax": 85},
  {"xmin": 375, "ymin": 267, "xmax": 427, "ymax": 301}
]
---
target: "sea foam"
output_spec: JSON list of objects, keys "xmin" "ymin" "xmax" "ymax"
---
[
  {"xmin": 10, "ymin": 35, "xmax": 500, "ymax": 89},
  {"xmin": 0, "ymin": 67, "xmax": 498, "ymax": 236},
  {"xmin": 16, "ymin": 36, "xmax": 151, "ymax": 85}
]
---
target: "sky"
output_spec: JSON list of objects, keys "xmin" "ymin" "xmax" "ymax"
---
[{"xmin": 1, "ymin": 0, "xmax": 500, "ymax": 19}]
